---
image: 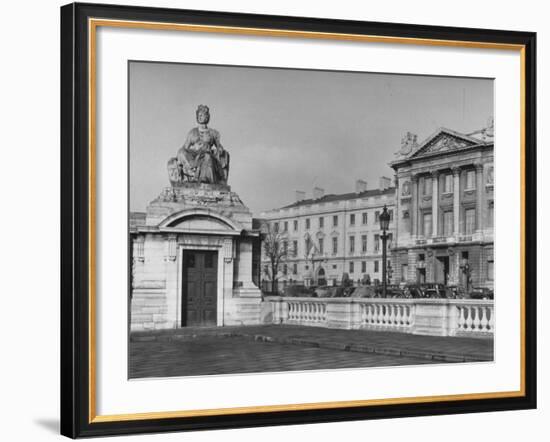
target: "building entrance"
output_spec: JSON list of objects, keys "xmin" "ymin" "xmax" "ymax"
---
[
  {"xmin": 181, "ymin": 250, "xmax": 218, "ymax": 327},
  {"xmin": 435, "ymin": 256, "xmax": 450, "ymax": 285}
]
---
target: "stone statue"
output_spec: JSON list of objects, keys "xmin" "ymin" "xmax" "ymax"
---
[
  {"xmin": 396, "ymin": 132, "xmax": 418, "ymax": 157},
  {"xmin": 167, "ymin": 105, "xmax": 230, "ymax": 186}
]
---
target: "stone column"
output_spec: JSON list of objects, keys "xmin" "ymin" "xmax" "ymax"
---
[
  {"xmin": 431, "ymin": 171, "xmax": 439, "ymax": 237},
  {"xmin": 452, "ymin": 167, "xmax": 461, "ymax": 236},
  {"xmin": 411, "ymin": 174, "xmax": 419, "ymax": 238},
  {"xmin": 475, "ymin": 163, "xmax": 484, "ymax": 231}
]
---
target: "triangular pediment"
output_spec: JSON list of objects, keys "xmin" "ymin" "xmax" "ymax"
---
[{"xmin": 408, "ymin": 128, "xmax": 481, "ymax": 159}]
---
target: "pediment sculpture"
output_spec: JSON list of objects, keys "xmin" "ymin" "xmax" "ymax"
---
[{"xmin": 395, "ymin": 132, "xmax": 418, "ymax": 157}]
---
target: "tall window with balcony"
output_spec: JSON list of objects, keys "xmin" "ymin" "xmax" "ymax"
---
[
  {"xmin": 362, "ymin": 212, "xmax": 368, "ymax": 225},
  {"xmin": 465, "ymin": 208, "xmax": 476, "ymax": 234},
  {"xmin": 333, "ymin": 215, "xmax": 338, "ymax": 227},
  {"xmin": 443, "ymin": 210, "xmax": 453, "ymax": 236},
  {"xmin": 349, "ymin": 236, "xmax": 355, "ymax": 254},
  {"xmin": 361, "ymin": 234, "xmax": 367, "ymax": 253},
  {"xmin": 318, "ymin": 238, "xmax": 324, "ymax": 255},
  {"xmin": 350, "ymin": 214, "xmax": 355, "ymax": 226},
  {"xmin": 423, "ymin": 176, "xmax": 432, "ymax": 195},
  {"xmin": 319, "ymin": 216, "xmax": 324, "ymax": 229},
  {"xmin": 349, "ymin": 261, "xmax": 354, "ymax": 274},
  {"xmin": 292, "ymin": 240, "xmax": 298, "ymax": 257},
  {"xmin": 283, "ymin": 221, "xmax": 288, "ymax": 232},
  {"xmin": 305, "ymin": 218, "xmax": 311, "ymax": 230},
  {"xmin": 332, "ymin": 237, "xmax": 338, "ymax": 255},
  {"xmin": 293, "ymin": 220, "xmax": 298, "ymax": 231},
  {"xmin": 422, "ymin": 212, "xmax": 432, "ymax": 237},
  {"xmin": 444, "ymin": 173, "xmax": 453, "ymax": 193},
  {"xmin": 273, "ymin": 222, "xmax": 279, "ymax": 233},
  {"xmin": 465, "ymin": 170, "xmax": 476, "ymax": 190},
  {"xmin": 374, "ymin": 234, "xmax": 380, "ymax": 252},
  {"xmin": 361, "ymin": 261, "xmax": 366, "ymax": 273}
]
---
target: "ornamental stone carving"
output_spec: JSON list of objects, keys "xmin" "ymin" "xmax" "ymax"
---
[{"xmin": 395, "ymin": 132, "xmax": 419, "ymax": 157}]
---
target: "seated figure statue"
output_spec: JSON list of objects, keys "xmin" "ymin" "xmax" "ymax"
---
[{"xmin": 168, "ymin": 105, "xmax": 230, "ymax": 186}]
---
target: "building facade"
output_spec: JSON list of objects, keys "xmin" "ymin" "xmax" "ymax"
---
[
  {"xmin": 259, "ymin": 178, "xmax": 396, "ymax": 288},
  {"xmin": 390, "ymin": 126, "xmax": 494, "ymax": 290},
  {"xmin": 260, "ymin": 123, "xmax": 494, "ymax": 293}
]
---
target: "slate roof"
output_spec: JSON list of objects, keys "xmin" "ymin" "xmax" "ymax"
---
[{"xmin": 278, "ymin": 187, "xmax": 396, "ymax": 210}]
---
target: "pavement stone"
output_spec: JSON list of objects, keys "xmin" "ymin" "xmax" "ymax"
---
[
  {"xmin": 130, "ymin": 336, "xmax": 435, "ymax": 378},
  {"xmin": 131, "ymin": 324, "xmax": 493, "ymax": 365}
]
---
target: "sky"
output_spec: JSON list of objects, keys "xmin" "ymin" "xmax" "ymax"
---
[{"xmin": 129, "ymin": 62, "xmax": 493, "ymax": 215}]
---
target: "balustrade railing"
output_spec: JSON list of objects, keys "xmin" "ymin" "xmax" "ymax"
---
[
  {"xmin": 286, "ymin": 300, "xmax": 327, "ymax": 325},
  {"xmin": 263, "ymin": 296, "xmax": 494, "ymax": 338},
  {"xmin": 455, "ymin": 301, "xmax": 494, "ymax": 335},
  {"xmin": 359, "ymin": 300, "xmax": 413, "ymax": 331}
]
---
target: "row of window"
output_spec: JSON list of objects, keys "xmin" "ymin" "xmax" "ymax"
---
[
  {"xmin": 274, "ymin": 260, "xmax": 389, "ymax": 276},
  {"xmin": 280, "ymin": 233, "xmax": 394, "ymax": 258},
  {"xmin": 272, "ymin": 210, "xmax": 394, "ymax": 233},
  {"xmin": 419, "ymin": 204, "xmax": 493, "ymax": 237},
  {"xmin": 419, "ymin": 170, "xmax": 477, "ymax": 196}
]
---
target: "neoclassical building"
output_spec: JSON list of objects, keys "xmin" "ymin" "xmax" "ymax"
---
[
  {"xmin": 259, "ymin": 178, "xmax": 396, "ymax": 288},
  {"xmin": 390, "ymin": 124, "xmax": 494, "ymax": 289}
]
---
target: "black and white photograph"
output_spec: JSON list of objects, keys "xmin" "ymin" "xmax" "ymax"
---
[{"xmin": 128, "ymin": 61, "xmax": 495, "ymax": 379}]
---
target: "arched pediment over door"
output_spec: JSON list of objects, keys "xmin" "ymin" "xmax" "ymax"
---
[{"xmin": 158, "ymin": 208, "xmax": 244, "ymax": 233}]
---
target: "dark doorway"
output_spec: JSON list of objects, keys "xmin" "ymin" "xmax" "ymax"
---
[
  {"xmin": 317, "ymin": 267, "xmax": 327, "ymax": 286},
  {"xmin": 417, "ymin": 268, "xmax": 426, "ymax": 284},
  {"xmin": 435, "ymin": 256, "xmax": 450, "ymax": 285},
  {"xmin": 182, "ymin": 250, "xmax": 218, "ymax": 327}
]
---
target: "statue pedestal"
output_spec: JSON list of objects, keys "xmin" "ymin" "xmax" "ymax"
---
[
  {"xmin": 145, "ymin": 183, "xmax": 253, "ymax": 229},
  {"xmin": 131, "ymin": 183, "xmax": 262, "ymax": 331}
]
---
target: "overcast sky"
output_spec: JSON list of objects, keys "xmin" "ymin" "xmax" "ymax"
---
[{"xmin": 129, "ymin": 62, "xmax": 493, "ymax": 214}]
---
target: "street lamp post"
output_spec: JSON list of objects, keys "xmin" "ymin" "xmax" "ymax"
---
[{"xmin": 379, "ymin": 205, "xmax": 391, "ymax": 298}]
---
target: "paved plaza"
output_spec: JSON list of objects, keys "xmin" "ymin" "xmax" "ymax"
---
[{"xmin": 129, "ymin": 325, "xmax": 493, "ymax": 378}]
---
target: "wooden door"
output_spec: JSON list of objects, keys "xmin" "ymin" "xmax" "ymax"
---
[{"xmin": 182, "ymin": 251, "xmax": 218, "ymax": 327}]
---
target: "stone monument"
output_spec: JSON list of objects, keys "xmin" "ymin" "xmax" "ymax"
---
[{"xmin": 130, "ymin": 105, "xmax": 262, "ymax": 331}]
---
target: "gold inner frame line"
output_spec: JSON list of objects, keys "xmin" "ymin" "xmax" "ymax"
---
[{"xmin": 87, "ymin": 18, "xmax": 527, "ymax": 424}]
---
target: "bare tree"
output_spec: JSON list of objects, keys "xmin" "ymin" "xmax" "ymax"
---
[{"xmin": 261, "ymin": 222, "xmax": 290, "ymax": 294}]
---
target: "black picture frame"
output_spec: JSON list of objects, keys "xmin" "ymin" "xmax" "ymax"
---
[{"xmin": 60, "ymin": 2, "xmax": 537, "ymax": 438}]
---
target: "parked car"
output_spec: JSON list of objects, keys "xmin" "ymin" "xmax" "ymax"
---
[
  {"xmin": 283, "ymin": 285, "xmax": 316, "ymax": 297},
  {"xmin": 350, "ymin": 286, "xmax": 376, "ymax": 298},
  {"xmin": 468, "ymin": 287, "xmax": 494, "ymax": 300}
]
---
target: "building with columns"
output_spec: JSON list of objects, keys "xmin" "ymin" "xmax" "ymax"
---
[
  {"xmin": 259, "ymin": 178, "xmax": 396, "ymax": 288},
  {"xmin": 390, "ymin": 125, "xmax": 494, "ymax": 290}
]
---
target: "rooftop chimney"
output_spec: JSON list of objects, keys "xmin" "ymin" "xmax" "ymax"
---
[
  {"xmin": 379, "ymin": 176, "xmax": 391, "ymax": 191},
  {"xmin": 295, "ymin": 190, "xmax": 306, "ymax": 202},
  {"xmin": 313, "ymin": 187, "xmax": 324, "ymax": 200},
  {"xmin": 355, "ymin": 179, "xmax": 367, "ymax": 194}
]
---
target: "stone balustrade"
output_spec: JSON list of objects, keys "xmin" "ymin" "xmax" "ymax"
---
[{"xmin": 262, "ymin": 296, "xmax": 493, "ymax": 338}]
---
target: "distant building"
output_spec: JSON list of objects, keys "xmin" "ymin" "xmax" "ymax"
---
[
  {"xmin": 390, "ymin": 124, "xmax": 494, "ymax": 289},
  {"xmin": 259, "ymin": 178, "xmax": 396, "ymax": 288}
]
